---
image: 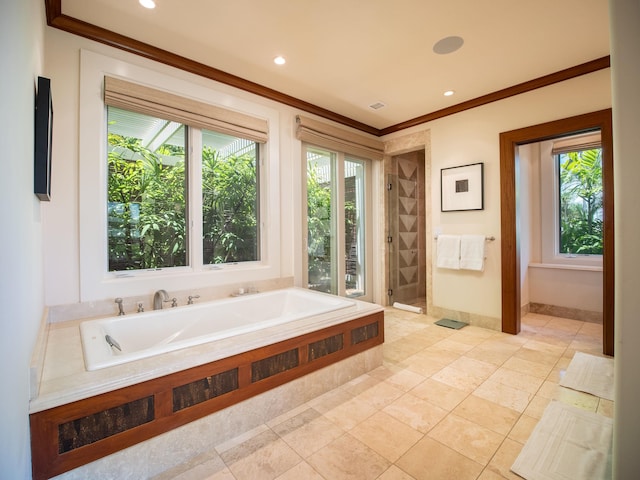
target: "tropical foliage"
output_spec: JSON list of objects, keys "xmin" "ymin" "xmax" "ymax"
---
[
  {"xmin": 107, "ymin": 133, "xmax": 186, "ymax": 271},
  {"xmin": 307, "ymin": 163, "xmax": 333, "ymax": 292},
  {"xmin": 107, "ymin": 133, "xmax": 258, "ymax": 271},
  {"xmin": 559, "ymin": 148, "xmax": 603, "ymax": 255},
  {"xmin": 202, "ymin": 146, "xmax": 258, "ymax": 264}
]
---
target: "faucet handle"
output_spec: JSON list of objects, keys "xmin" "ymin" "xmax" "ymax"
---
[
  {"xmin": 171, "ymin": 297, "xmax": 178, "ymax": 308},
  {"xmin": 188, "ymin": 295, "xmax": 200, "ymax": 305},
  {"xmin": 137, "ymin": 302, "xmax": 144, "ymax": 313}
]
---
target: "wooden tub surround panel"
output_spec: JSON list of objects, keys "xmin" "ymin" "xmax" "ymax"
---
[{"xmin": 30, "ymin": 311, "xmax": 384, "ymax": 480}]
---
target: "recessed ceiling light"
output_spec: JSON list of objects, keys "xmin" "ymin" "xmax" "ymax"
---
[
  {"xmin": 433, "ymin": 36, "xmax": 464, "ymax": 55},
  {"xmin": 273, "ymin": 56, "xmax": 286, "ymax": 65},
  {"xmin": 444, "ymin": 90, "xmax": 455, "ymax": 97},
  {"xmin": 139, "ymin": 0, "xmax": 156, "ymax": 8}
]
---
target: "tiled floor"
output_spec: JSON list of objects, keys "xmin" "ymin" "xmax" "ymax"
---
[{"xmin": 155, "ymin": 309, "xmax": 609, "ymax": 480}]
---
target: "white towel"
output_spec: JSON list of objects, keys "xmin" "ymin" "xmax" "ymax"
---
[
  {"xmin": 460, "ymin": 235, "xmax": 485, "ymax": 271},
  {"xmin": 436, "ymin": 235, "xmax": 460, "ymax": 269}
]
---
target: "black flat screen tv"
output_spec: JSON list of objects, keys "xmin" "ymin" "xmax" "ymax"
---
[{"xmin": 34, "ymin": 76, "xmax": 53, "ymax": 201}]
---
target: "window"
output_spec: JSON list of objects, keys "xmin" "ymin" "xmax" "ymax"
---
[
  {"xmin": 557, "ymin": 147, "xmax": 603, "ymax": 255},
  {"xmin": 201, "ymin": 131, "xmax": 259, "ymax": 265},
  {"xmin": 296, "ymin": 115, "xmax": 382, "ymax": 302},
  {"xmin": 78, "ymin": 50, "xmax": 281, "ymax": 302},
  {"xmin": 305, "ymin": 146, "xmax": 369, "ymax": 299},
  {"xmin": 107, "ymin": 107, "xmax": 260, "ymax": 272},
  {"xmin": 107, "ymin": 108, "xmax": 188, "ymax": 271},
  {"xmin": 539, "ymin": 131, "xmax": 603, "ymax": 266}
]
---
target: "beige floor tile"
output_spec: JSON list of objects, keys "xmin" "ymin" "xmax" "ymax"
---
[
  {"xmin": 384, "ymin": 340, "xmax": 422, "ymax": 363},
  {"xmin": 507, "ymin": 414, "xmax": 539, "ymax": 444},
  {"xmin": 545, "ymin": 317, "xmax": 584, "ymax": 335},
  {"xmin": 410, "ymin": 377, "xmax": 468, "ymax": 411},
  {"xmin": 402, "ymin": 353, "xmax": 450, "ymax": 377},
  {"xmin": 307, "ymin": 434, "xmax": 391, "ymax": 480},
  {"xmin": 453, "ymin": 356, "xmax": 498, "ymax": 378},
  {"xmin": 484, "ymin": 437, "xmax": 525, "ymax": 480},
  {"xmin": 430, "ymin": 338, "xmax": 475, "ymax": 355},
  {"xmin": 536, "ymin": 379, "xmax": 560, "ymax": 399},
  {"xmin": 307, "ymin": 386, "xmax": 353, "ymax": 414},
  {"xmin": 383, "ymin": 368, "xmax": 427, "ymax": 392},
  {"xmin": 431, "ymin": 364, "xmax": 487, "ymax": 393},
  {"xmin": 377, "ymin": 465, "xmax": 418, "ymax": 479},
  {"xmin": 396, "ymin": 437, "xmax": 484, "ymax": 480},
  {"xmin": 477, "ymin": 469, "xmax": 510, "ymax": 480},
  {"xmin": 453, "ymin": 395, "xmax": 520, "ymax": 436},
  {"xmin": 501, "ymin": 356, "xmax": 553, "ymax": 379},
  {"xmin": 355, "ymin": 379, "xmax": 405, "ymax": 410},
  {"xmin": 275, "ymin": 461, "xmax": 325, "ymax": 480},
  {"xmin": 323, "ymin": 395, "xmax": 378, "ymax": 431},
  {"xmin": 383, "ymin": 392, "xmax": 449, "ymax": 434},
  {"xmin": 168, "ymin": 310, "xmax": 606, "ymax": 479},
  {"xmin": 464, "ymin": 344, "xmax": 514, "ymax": 367},
  {"xmin": 225, "ymin": 436, "xmax": 302, "ymax": 480},
  {"xmin": 474, "ymin": 379, "xmax": 532, "ymax": 413},
  {"xmin": 427, "ymin": 414, "xmax": 504, "ymax": 465},
  {"xmin": 342, "ymin": 373, "xmax": 382, "ymax": 396},
  {"xmin": 201, "ymin": 468, "xmax": 236, "ymax": 480},
  {"xmin": 520, "ymin": 339, "xmax": 566, "ymax": 358},
  {"xmin": 367, "ymin": 364, "xmax": 401, "ymax": 382},
  {"xmin": 154, "ymin": 451, "xmax": 230, "ymax": 480},
  {"xmin": 266, "ymin": 403, "xmax": 312, "ymax": 429},
  {"xmin": 522, "ymin": 394, "xmax": 551, "ymax": 419},
  {"xmin": 273, "ymin": 408, "xmax": 345, "ymax": 458},
  {"xmin": 350, "ymin": 411, "xmax": 423, "ymax": 462},
  {"xmin": 513, "ymin": 346, "xmax": 562, "ymax": 367},
  {"xmin": 579, "ymin": 321, "xmax": 604, "ymax": 338},
  {"xmin": 488, "ymin": 367, "xmax": 544, "ymax": 395},
  {"xmin": 216, "ymin": 425, "xmax": 272, "ymax": 458},
  {"xmin": 531, "ymin": 331, "xmax": 573, "ymax": 349},
  {"xmin": 521, "ymin": 313, "xmax": 551, "ymax": 327}
]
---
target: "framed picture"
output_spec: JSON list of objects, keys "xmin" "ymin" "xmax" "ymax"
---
[
  {"xmin": 34, "ymin": 76, "xmax": 53, "ymax": 201},
  {"xmin": 441, "ymin": 162, "xmax": 484, "ymax": 212}
]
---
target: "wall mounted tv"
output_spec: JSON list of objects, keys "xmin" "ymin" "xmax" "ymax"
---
[{"xmin": 34, "ymin": 76, "xmax": 53, "ymax": 201}]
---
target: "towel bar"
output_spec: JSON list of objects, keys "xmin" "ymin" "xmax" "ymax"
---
[{"xmin": 434, "ymin": 235, "xmax": 495, "ymax": 241}]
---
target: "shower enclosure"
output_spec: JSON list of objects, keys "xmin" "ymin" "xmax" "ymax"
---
[{"xmin": 387, "ymin": 151, "xmax": 426, "ymax": 309}]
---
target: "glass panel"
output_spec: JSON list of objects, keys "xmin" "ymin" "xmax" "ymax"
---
[
  {"xmin": 307, "ymin": 148, "xmax": 336, "ymax": 294},
  {"xmin": 202, "ymin": 131, "xmax": 259, "ymax": 264},
  {"xmin": 345, "ymin": 158, "xmax": 365, "ymax": 298},
  {"xmin": 388, "ymin": 154, "xmax": 421, "ymax": 304},
  {"xmin": 558, "ymin": 148, "xmax": 603, "ymax": 255},
  {"xmin": 107, "ymin": 106, "xmax": 187, "ymax": 271}
]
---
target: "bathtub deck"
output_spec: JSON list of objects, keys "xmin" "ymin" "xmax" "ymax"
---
[{"xmin": 30, "ymin": 300, "xmax": 383, "ymax": 480}]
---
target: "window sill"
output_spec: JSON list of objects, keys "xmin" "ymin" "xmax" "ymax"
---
[{"xmin": 528, "ymin": 262, "xmax": 602, "ymax": 272}]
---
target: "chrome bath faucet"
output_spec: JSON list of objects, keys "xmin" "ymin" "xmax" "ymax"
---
[{"xmin": 153, "ymin": 289, "xmax": 170, "ymax": 310}]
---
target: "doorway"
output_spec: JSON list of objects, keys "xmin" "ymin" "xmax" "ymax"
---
[
  {"xmin": 499, "ymin": 109, "xmax": 614, "ymax": 355},
  {"xmin": 387, "ymin": 150, "xmax": 426, "ymax": 310}
]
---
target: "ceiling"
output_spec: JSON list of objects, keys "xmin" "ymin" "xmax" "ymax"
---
[{"xmin": 59, "ymin": 0, "xmax": 610, "ymax": 132}]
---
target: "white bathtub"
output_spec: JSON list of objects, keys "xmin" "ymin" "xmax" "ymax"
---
[{"xmin": 80, "ymin": 288, "xmax": 355, "ymax": 371}]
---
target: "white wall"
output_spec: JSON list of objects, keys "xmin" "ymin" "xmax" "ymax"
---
[
  {"xmin": 0, "ymin": 0, "xmax": 46, "ymax": 477},
  {"xmin": 520, "ymin": 141, "xmax": 603, "ymax": 314},
  {"xmin": 610, "ymin": 0, "xmax": 640, "ymax": 477},
  {"xmin": 384, "ymin": 70, "xmax": 611, "ymax": 323}
]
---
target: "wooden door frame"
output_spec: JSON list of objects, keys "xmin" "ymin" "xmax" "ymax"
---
[{"xmin": 500, "ymin": 109, "xmax": 614, "ymax": 356}]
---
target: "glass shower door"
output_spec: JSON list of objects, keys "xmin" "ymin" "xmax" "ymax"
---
[{"xmin": 388, "ymin": 156, "xmax": 420, "ymax": 305}]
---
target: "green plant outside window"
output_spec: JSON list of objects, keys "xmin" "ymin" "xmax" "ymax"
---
[{"xmin": 558, "ymin": 147, "xmax": 603, "ymax": 255}]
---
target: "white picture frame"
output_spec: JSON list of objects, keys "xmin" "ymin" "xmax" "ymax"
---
[{"xmin": 441, "ymin": 162, "xmax": 484, "ymax": 212}]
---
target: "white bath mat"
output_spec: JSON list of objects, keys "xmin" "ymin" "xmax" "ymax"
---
[
  {"xmin": 511, "ymin": 400, "xmax": 613, "ymax": 480},
  {"xmin": 560, "ymin": 352, "xmax": 614, "ymax": 401}
]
